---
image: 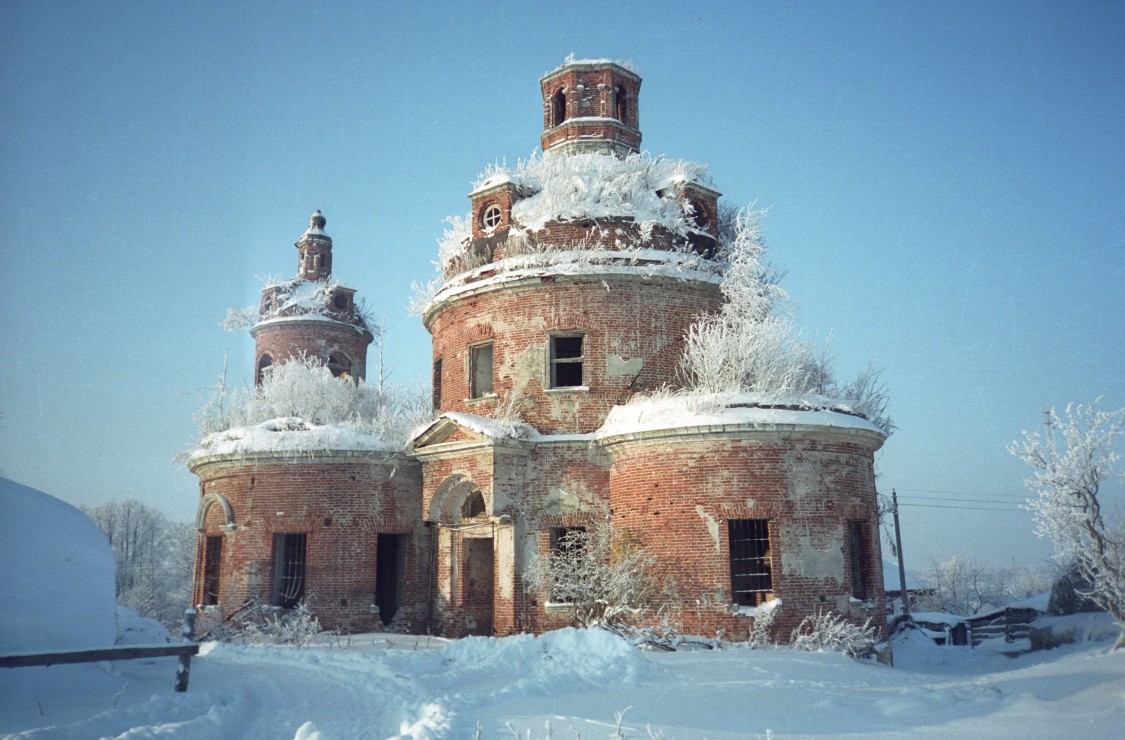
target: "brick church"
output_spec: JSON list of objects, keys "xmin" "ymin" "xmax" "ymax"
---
[{"xmin": 188, "ymin": 59, "xmax": 888, "ymax": 640}]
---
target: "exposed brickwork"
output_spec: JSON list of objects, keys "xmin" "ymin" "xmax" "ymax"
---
[
  {"xmin": 190, "ymin": 60, "xmax": 889, "ymax": 644},
  {"xmin": 190, "ymin": 455, "xmax": 426, "ymax": 633},
  {"xmin": 427, "ymin": 275, "xmax": 722, "ymax": 435},
  {"xmin": 603, "ymin": 428, "xmax": 887, "ymax": 639}
]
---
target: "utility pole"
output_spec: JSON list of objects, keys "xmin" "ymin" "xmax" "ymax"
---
[{"xmin": 892, "ymin": 488, "xmax": 910, "ymax": 617}]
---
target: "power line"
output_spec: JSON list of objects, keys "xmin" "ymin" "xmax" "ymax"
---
[
  {"xmin": 899, "ymin": 493, "xmax": 1027, "ymax": 505},
  {"xmin": 892, "ymin": 486, "xmax": 1027, "ymax": 499},
  {"xmin": 898, "ymin": 502, "xmax": 1025, "ymax": 511}
]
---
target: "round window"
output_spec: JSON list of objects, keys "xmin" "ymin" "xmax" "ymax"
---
[{"xmin": 481, "ymin": 203, "xmax": 503, "ymax": 230}]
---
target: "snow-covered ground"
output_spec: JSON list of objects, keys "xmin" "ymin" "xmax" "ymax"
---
[
  {"xmin": 2, "ymin": 615, "xmax": 1122, "ymax": 739},
  {"xmin": 3, "ymin": 478, "xmax": 1123, "ymax": 739}
]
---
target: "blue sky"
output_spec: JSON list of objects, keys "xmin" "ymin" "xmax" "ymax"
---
[{"xmin": 2, "ymin": 1, "xmax": 1122, "ymax": 572}]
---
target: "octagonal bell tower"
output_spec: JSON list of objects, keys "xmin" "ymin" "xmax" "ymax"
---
[
  {"xmin": 250, "ymin": 210, "xmax": 374, "ymax": 383},
  {"xmin": 540, "ymin": 59, "xmax": 642, "ymax": 156}
]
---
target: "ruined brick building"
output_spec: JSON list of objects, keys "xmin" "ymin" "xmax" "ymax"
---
[{"xmin": 189, "ymin": 59, "xmax": 888, "ymax": 640}]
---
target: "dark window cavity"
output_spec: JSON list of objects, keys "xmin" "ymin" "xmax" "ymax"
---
[
  {"xmin": 432, "ymin": 358, "xmax": 442, "ymax": 411},
  {"xmin": 550, "ymin": 334, "xmax": 584, "ymax": 388},
  {"xmin": 729, "ymin": 519, "xmax": 773, "ymax": 606},
  {"xmin": 270, "ymin": 533, "xmax": 307, "ymax": 608},
  {"xmin": 202, "ymin": 535, "xmax": 222, "ymax": 606},
  {"xmin": 848, "ymin": 520, "xmax": 870, "ymax": 601}
]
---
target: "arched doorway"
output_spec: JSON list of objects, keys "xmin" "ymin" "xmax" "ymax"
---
[{"xmin": 430, "ymin": 475, "xmax": 494, "ymax": 636}]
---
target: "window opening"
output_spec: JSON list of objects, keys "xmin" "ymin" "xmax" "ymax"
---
[
  {"xmin": 550, "ymin": 334, "xmax": 584, "ymax": 388},
  {"xmin": 469, "ymin": 343, "xmax": 494, "ymax": 398},
  {"xmin": 848, "ymin": 520, "xmax": 869, "ymax": 601},
  {"xmin": 333, "ymin": 293, "xmax": 349, "ymax": 310},
  {"xmin": 270, "ymin": 533, "xmax": 307, "ymax": 608},
  {"xmin": 547, "ymin": 526, "xmax": 586, "ymax": 602},
  {"xmin": 256, "ymin": 354, "xmax": 273, "ymax": 385},
  {"xmin": 202, "ymin": 535, "xmax": 222, "ymax": 606},
  {"xmin": 729, "ymin": 519, "xmax": 773, "ymax": 606},
  {"xmin": 432, "ymin": 358, "xmax": 442, "ymax": 411},
  {"xmin": 462, "ymin": 490, "xmax": 487, "ymax": 519},
  {"xmin": 327, "ymin": 352, "xmax": 352, "ymax": 379},
  {"xmin": 614, "ymin": 88, "xmax": 628, "ymax": 123},
  {"xmin": 480, "ymin": 203, "xmax": 503, "ymax": 231},
  {"xmin": 552, "ymin": 89, "xmax": 567, "ymax": 126}
]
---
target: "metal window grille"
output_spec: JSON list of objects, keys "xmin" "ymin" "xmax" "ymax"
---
[
  {"xmin": 729, "ymin": 519, "xmax": 773, "ymax": 606},
  {"xmin": 202, "ymin": 536, "xmax": 222, "ymax": 606},
  {"xmin": 550, "ymin": 335, "xmax": 584, "ymax": 388},
  {"xmin": 271, "ymin": 533, "xmax": 307, "ymax": 608}
]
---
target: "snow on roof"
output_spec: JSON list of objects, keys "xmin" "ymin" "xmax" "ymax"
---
[
  {"xmin": 425, "ymin": 248, "xmax": 722, "ymax": 315},
  {"xmin": 503, "ymin": 152, "xmax": 712, "ymax": 234},
  {"xmin": 190, "ymin": 417, "xmax": 400, "ymax": 463},
  {"xmin": 548, "ymin": 55, "xmax": 640, "ymax": 75},
  {"xmin": 597, "ymin": 391, "xmax": 887, "ymax": 441}
]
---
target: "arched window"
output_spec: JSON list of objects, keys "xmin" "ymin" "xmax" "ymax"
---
[
  {"xmin": 552, "ymin": 89, "xmax": 567, "ymax": 127},
  {"xmin": 256, "ymin": 354, "xmax": 273, "ymax": 385},
  {"xmin": 327, "ymin": 352, "xmax": 352, "ymax": 379},
  {"xmin": 462, "ymin": 491, "xmax": 486, "ymax": 519},
  {"xmin": 615, "ymin": 88, "xmax": 628, "ymax": 124}
]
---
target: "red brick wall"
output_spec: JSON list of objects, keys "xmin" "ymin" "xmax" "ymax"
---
[
  {"xmin": 426, "ymin": 275, "xmax": 722, "ymax": 435},
  {"xmin": 604, "ymin": 427, "xmax": 887, "ymax": 640},
  {"xmin": 252, "ymin": 318, "xmax": 372, "ymax": 382},
  {"xmin": 190, "ymin": 454, "xmax": 425, "ymax": 634}
]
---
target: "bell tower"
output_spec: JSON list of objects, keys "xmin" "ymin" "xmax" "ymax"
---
[
  {"xmin": 250, "ymin": 210, "xmax": 373, "ymax": 384},
  {"xmin": 539, "ymin": 59, "xmax": 642, "ymax": 156},
  {"xmin": 296, "ymin": 209, "xmax": 332, "ymax": 281}
]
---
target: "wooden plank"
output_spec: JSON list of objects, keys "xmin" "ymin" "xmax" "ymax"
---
[{"xmin": 0, "ymin": 643, "xmax": 199, "ymax": 668}]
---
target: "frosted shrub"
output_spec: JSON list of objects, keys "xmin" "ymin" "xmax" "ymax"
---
[
  {"xmin": 524, "ymin": 519, "xmax": 657, "ymax": 628},
  {"xmin": 235, "ymin": 602, "xmax": 325, "ymax": 647},
  {"xmin": 789, "ymin": 611, "xmax": 876, "ymax": 658},
  {"xmin": 195, "ymin": 355, "xmax": 428, "ymax": 450}
]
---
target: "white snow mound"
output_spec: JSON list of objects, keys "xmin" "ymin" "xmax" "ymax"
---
[{"xmin": 0, "ymin": 477, "xmax": 117, "ymax": 652}]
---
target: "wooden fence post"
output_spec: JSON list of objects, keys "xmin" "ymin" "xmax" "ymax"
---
[{"xmin": 175, "ymin": 609, "xmax": 197, "ymax": 693}]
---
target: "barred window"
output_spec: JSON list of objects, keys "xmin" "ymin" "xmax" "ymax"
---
[
  {"xmin": 270, "ymin": 533, "xmax": 307, "ymax": 609},
  {"xmin": 848, "ymin": 520, "xmax": 870, "ymax": 601},
  {"xmin": 729, "ymin": 519, "xmax": 773, "ymax": 606},
  {"xmin": 202, "ymin": 535, "xmax": 222, "ymax": 606},
  {"xmin": 432, "ymin": 358, "xmax": 442, "ymax": 411}
]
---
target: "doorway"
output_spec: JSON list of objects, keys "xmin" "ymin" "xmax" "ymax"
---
[
  {"xmin": 376, "ymin": 534, "xmax": 407, "ymax": 626},
  {"xmin": 462, "ymin": 536, "xmax": 494, "ymax": 636}
]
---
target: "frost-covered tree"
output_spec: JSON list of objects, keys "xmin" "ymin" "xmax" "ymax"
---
[
  {"xmin": 83, "ymin": 499, "xmax": 194, "ymax": 629},
  {"xmin": 524, "ymin": 519, "xmax": 657, "ymax": 628},
  {"xmin": 1010, "ymin": 400, "xmax": 1125, "ymax": 650},
  {"xmin": 917, "ymin": 555, "xmax": 1012, "ymax": 616},
  {"xmin": 677, "ymin": 208, "xmax": 894, "ymax": 433}
]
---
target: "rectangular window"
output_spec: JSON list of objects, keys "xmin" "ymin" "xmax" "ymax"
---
[
  {"xmin": 202, "ymin": 535, "xmax": 222, "ymax": 606},
  {"xmin": 270, "ymin": 533, "xmax": 307, "ymax": 608},
  {"xmin": 547, "ymin": 527, "xmax": 586, "ymax": 601},
  {"xmin": 848, "ymin": 520, "xmax": 869, "ymax": 601},
  {"xmin": 432, "ymin": 358, "xmax": 442, "ymax": 411},
  {"xmin": 469, "ymin": 343, "xmax": 493, "ymax": 398},
  {"xmin": 729, "ymin": 519, "xmax": 773, "ymax": 606},
  {"xmin": 550, "ymin": 334, "xmax": 584, "ymax": 388}
]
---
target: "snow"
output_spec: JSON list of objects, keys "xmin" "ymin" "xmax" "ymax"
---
[
  {"xmin": 2, "ymin": 619, "xmax": 1123, "ymax": 738},
  {"xmin": 191, "ymin": 417, "xmax": 401, "ymax": 461},
  {"xmin": 4, "ymin": 477, "xmax": 1123, "ymax": 738},
  {"xmin": 0, "ymin": 477, "xmax": 117, "ymax": 653},
  {"xmin": 882, "ymin": 559, "xmax": 933, "ymax": 592},
  {"xmin": 598, "ymin": 391, "xmax": 887, "ymax": 440}
]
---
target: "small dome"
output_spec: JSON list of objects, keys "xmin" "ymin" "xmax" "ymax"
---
[{"xmin": 303, "ymin": 209, "xmax": 328, "ymax": 237}]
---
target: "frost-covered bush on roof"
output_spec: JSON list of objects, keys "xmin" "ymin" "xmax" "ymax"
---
[{"xmin": 191, "ymin": 356, "xmax": 429, "ymax": 458}]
